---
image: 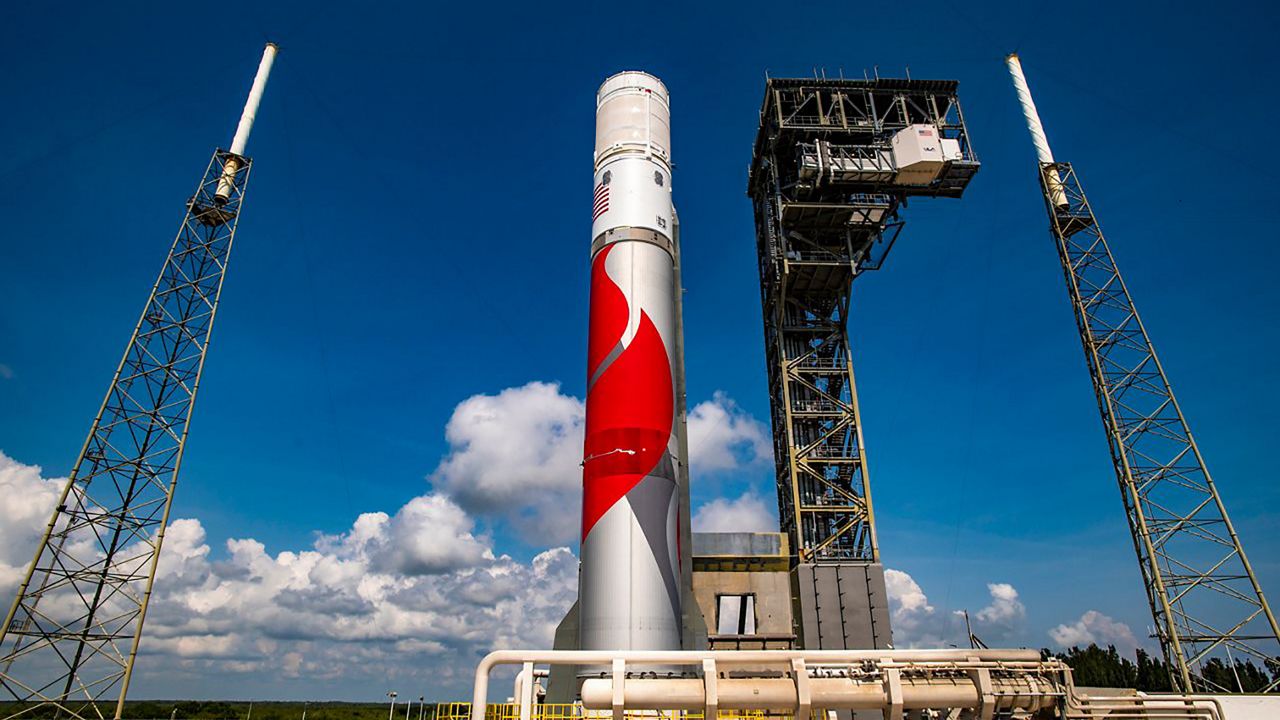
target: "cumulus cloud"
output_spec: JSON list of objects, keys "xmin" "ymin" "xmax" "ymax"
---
[
  {"xmin": 687, "ymin": 392, "xmax": 771, "ymax": 474},
  {"xmin": 0, "ymin": 383, "xmax": 775, "ymax": 698},
  {"xmin": 148, "ymin": 500, "xmax": 577, "ymax": 694},
  {"xmin": 430, "ymin": 383, "xmax": 770, "ymax": 545},
  {"xmin": 692, "ymin": 491, "xmax": 776, "ymax": 533},
  {"xmin": 884, "ymin": 570, "xmax": 1028, "ymax": 649},
  {"xmin": 429, "ymin": 382, "xmax": 585, "ymax": 544},
  {"xmin": 0, "ymin": 451, "xmax": 64, "ymax": 595},
  {"xmin": 0, "ymin": 450, "xmax": 577, "ymax": 697},
  {"xmin": 365, "ymin": 494, "xmax": 493, "ymax": 575},
  {"xmin": 884, "ymin": 568, "xmax": 952, "ymax": 647},
  {"xmin": 974, "ymin": 582, "xmax": 1027, "ymax": 645},
  {"xmin": 1049, "ymin": 610, "xmax": 1139, "ymax": 654}
]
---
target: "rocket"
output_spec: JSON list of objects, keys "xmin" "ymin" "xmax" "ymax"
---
[{"xmin": 578, "ymin": 71, "xmax": 685, "ymax": 653}]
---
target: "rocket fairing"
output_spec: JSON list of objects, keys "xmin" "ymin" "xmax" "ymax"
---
[{"xmin": 579, "ymin": 72, "xmax": 683, "ymax": 652}]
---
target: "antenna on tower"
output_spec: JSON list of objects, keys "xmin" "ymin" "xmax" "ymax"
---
[{"xmin": 0, "ymin": 43, "xmax": 279, "ymax": 720}]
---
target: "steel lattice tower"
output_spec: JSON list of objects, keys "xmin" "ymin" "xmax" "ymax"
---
[
  {"xmin": 747, "ymin": 78, "xmax": 978, "ymax": 649},
  {"xmin": 0, "ymin": 45, "xmax": 278, "ymax": 720},
  {"xmin": 1008, "ymin": 54, "xmax": 1280, "ymax": 693}
]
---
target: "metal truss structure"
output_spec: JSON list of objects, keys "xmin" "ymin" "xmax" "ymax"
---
[
  {"xmin": 0, "ymin": 150, "xmax": 253, "ymax": 719},
  {"xmin": 747, "ymin": 78, "xmax": 978, "ymax": 566},
  {"xmin": 1037, "ymin": 161, "xmax": 1280, "ymax": 693}
]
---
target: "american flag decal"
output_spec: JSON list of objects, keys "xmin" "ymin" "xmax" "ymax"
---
[{"xmin": 593, "ymin": 182, "xmax": 610, "ymax": 221}]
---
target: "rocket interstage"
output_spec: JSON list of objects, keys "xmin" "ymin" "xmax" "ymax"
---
[{"xmin": 579, "ymin": 71, "xmax": 683, "ymax": 653}]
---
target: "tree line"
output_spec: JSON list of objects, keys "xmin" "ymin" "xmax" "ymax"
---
[{"xmin": 1042, "ymin": 643, "xmax": 1277, "ymax": 693}]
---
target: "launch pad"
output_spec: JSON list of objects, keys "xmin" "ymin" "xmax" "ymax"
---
[{"xmin": 1, "ymin": 35, "xmax": 1277, "ymax": 720}]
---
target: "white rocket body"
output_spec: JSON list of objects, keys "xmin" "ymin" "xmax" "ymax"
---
[{"xmin": 578, "ymin": 72, "xmax": 683, "ymax": 653}]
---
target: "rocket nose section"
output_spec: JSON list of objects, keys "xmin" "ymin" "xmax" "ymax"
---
[
  {"xmin": 597, "ymin": 71, "xmax": 669, "ymax": 104},
  {"xmin": 595, "ymin": 71, "xmax": 672, "ymax": 169}
]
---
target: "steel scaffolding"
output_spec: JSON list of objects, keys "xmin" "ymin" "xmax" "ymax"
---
[
  {"xmin": 0, "ymin": 151, "xmax": 251, "ymax": 720},
  {"xmin": 747, "ymin": 78, "xmax": 977, "ymax": 648},
  {"xmin": 1037, "ymin": 161, "xmax": 1280, "ymax": 693},
  {"xmin": 1007, "ymin": 52, "xmax": 1279, "ymax": 693},
  {"xmin": 0, "ymin": 43, "xmax": 275, "ymax": 720}
]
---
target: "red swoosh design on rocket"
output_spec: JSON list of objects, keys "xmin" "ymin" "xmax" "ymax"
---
[{"xmin": 582, "ymin": 244, "xmax": 674, "ymax": 540}]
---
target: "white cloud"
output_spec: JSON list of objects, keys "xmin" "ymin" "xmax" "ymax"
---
[
  {"xmin": 429, "ymin": 383, "xmax": 769, "ymax": 545},
  {"xmin": 692, "ymin": 491, "xmax": 776, "ymax": 533},
  {"xmin": 0, "ymin": 449, "xmax": 577, "ymax": 698},
  {"xmin": 687, "ymin": 392, "xmax": 771, "ymax": 474},
  {"xmin": 0, "ymin": 383, "xmax": 776, "ymax": 699},
  {"xmin": 973, "ymin": 582, "xmax": 1026, "ymax": 645},
  {"xmin": 884, "ymin": 568, "xmax": 952, "ymax": 647},
  {"xmin": 429, "ymin": 381, "xmax": 585, "ymax": 545},
  {"xmin": 144, "ymin": 502, "xmax": 578, "ymax": 696},
  {"xmin": 366, "ymin": 494, "xmax": 493, "ymax": 575},
  {"xmin": 0, "ymin": 451, "xmax": 64, "ymax": 595},
  {"xmin": 1049, "ymin": 610, "xmax": 1139, "ymax": 654},
  {"xmin": 884, "ymin": 570, "xmax": 1029, "ymax": 649}
]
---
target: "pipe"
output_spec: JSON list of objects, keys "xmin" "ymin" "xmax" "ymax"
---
[
  {"xmin": 512, "ymin": 667, "xmax": 549, "ymax": 702},
  {"xmin": 1005, "ymin": 53, "xmax": 1068, "ymax": 208},
  {"xmin": 580, "ymin": 676, "xmax": 1060, "ymax": 712},
  {"xmin": 470, "ymin": 649, "xmax": 1047, "ymax": 720},
  {"xmin": 215, "ymin": 43, "xmax": 278, "ymax": 204}
]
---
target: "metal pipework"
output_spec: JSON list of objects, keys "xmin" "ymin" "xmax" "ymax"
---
[
  {"xmin": 215, "ymin": 43, "xmax": 278, "ymax": 203},
  {"xmin": 472, "ymin": 649, "xmax": 1056, "ymax": 720},
  {"xmin": 471, "ymin": 649, "xmax": 1226, "ymax": 720},
  {"xmin": 580, "ymin": 674, "xmax": 1060, "ymax": 714},
  {"xmin": 1006, "ymin": 53, "xmax": 1067, "ymax": 208}
]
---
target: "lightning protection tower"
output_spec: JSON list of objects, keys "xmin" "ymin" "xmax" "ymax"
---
[
  {"xmin": 1007, "ymin": 53, "xmax": 1280, "ymax": 693},
  {"xmin": 747, "ymin": 77, "xmax": 979, "ymax": 650},
  {"xmin": 0, "ymin": 44, "xmax": 278, "ymax": 719}
]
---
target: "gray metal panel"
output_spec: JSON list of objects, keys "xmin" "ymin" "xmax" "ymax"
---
[
  {"xmin": 793, "ymin": 563, "xmax": 891, "ymax": 651},
  {"xmin": 546, "ymin": 601, "xmax": 580, "ymax": 703}
]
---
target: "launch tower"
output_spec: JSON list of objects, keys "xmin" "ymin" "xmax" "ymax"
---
[
  {"xmin": 1008, "ymin": 54, "xmax": 1279, "ymax": 693},
  {"xmin": 747, "ymin": 77, "xmax": 978, "ymax": 650},
  {"xmin": 0, "ymin": 45, "xmax": 277, "ymax": 719}
]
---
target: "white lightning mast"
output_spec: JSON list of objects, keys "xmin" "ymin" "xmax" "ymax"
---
[
  {"xmin": 216, "ymin": 43, "xmax": 278, "ymax": 203},
  {"xmin": 1005, "ymin": 53, "xmax": 1067, "ymax": 207}
]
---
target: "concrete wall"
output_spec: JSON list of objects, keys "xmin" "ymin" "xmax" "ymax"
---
[{"xmin": 692, "ymin": 568, "xmax": 793, "ymax": 639}]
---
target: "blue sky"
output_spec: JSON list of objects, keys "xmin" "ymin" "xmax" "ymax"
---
[{"xmin": 1, "ymin": 0, "xmax": 1278, "ymax": 701}]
